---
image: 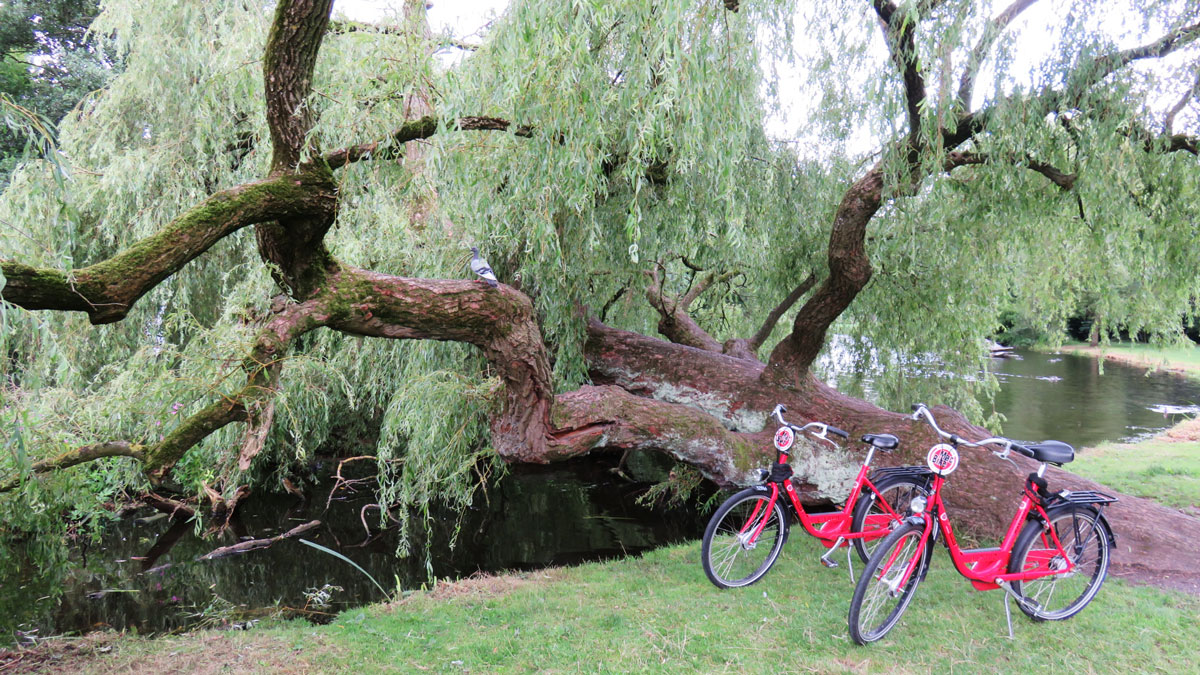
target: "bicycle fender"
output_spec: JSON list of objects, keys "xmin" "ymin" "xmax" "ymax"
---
[{"xmin": 1095, "ymin": 509, "xmax": 1117, "ymax": 546}]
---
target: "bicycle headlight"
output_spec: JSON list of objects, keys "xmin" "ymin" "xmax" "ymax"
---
[
  {"xmin": 755, "ymin": 468, "xmax": 770, "ymax": 483},
  {"xmin": 910, "ymin": 496, "xmax": 927, "ymax": 514}
]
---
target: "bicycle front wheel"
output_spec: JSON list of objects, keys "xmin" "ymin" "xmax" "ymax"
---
[
  {"xmin": 1008, "ymin": 504, "xmax": 1111, "ymax": 621},
  {"xmin": 849, "ymin": 475, "xmax": 931, "ymax": 564},
  {"xmin": 848, "ymin": 520, "xmax": 928, "ymax": 644},
  {"xmin": 701, "ymin": 488, "xmax": 789, "ymax": 589}
]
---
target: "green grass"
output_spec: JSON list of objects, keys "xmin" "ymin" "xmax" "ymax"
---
[
  {"xmin": 1072, "ymin": 436, "xmax": 1200, "ymax": 513},
  {"xmin": 52, "ymin": 536, "xmax": 1200, "ymax": 673},
  {"xmin": 1058, "ymin": 341, "xmax": 1200, "ymax": 380},
  {"xmin": 257, "ymin": 540, "xmax": 1200, "ymax": 672}
]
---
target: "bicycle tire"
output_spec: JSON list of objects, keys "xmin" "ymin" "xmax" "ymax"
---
[
  {"xmin": 701, "ymin": 488, "xmax": 789, "ymax": 589},
  {"xmin": 848, "ymin": 520, "xmax": 928, "ymax": 644},
  {"xmin": 1007, "ymin": 504, "xmax": 1111, "ymax": 621},
  {"xmin": 849, "ymin": 475, "xmax": 931, "ymax": 564}
]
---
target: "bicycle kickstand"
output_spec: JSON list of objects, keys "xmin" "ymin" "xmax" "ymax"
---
[{"xmin": 1002, "ymin": 592, "xmax": 1014, "ymax": 640}]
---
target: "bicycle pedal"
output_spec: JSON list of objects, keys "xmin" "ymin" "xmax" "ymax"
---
[{"xmin": 819, "ymin": 557, "xmax": 839, "ymax": 569}]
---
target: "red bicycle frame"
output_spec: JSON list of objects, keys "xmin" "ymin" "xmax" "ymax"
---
[
  {"xmin": 896, "ymin": 471, "xmax": 1074, "ymax": 592},
  {"xmin": 746, "ymin": 443, "xmax": 913, "ymax": 550}
]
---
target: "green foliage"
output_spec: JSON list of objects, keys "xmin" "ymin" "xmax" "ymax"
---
[
  {"xmin": 0, "ymin": 0, "xmax": 114, "ymax": 182},
  {"xmin": 1, "ymin": 0, "xmax": 1198, "ymax": 558}
]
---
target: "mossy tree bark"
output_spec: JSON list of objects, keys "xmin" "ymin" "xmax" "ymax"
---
[{"xmin": 1, "ymin": 0, "xmax": 1199, "ymax": 588}]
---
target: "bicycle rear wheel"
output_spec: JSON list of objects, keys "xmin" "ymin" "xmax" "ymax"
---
[
  {"xmin": 701, "ymin": 488, "xmax": 788, "ymax": 589},
  {"xmin": 1008, "ymin": 504, "xmax": 1111, "ymax": 621},
  {"xmin": 849, "ymin": 475, "xmax": 931, "ymax": 563},
  {"xmin": 848, "ymin": 520, "xmax": 928, "ymax": 644}
]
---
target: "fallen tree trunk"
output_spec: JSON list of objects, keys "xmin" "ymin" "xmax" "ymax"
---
[{"xmin": 566, "ymin": 320, "xmax": 1200, "ymax": 588}]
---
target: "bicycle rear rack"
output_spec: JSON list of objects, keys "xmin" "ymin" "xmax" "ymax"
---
[{"xmin": 1044, "ymin": 490, "xmax": 1119, "ymax": 507}]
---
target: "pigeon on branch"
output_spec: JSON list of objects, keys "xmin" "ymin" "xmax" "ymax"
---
[{"xmin": 469, "ymin": 247, "xmax": 499, "ymax": 287}]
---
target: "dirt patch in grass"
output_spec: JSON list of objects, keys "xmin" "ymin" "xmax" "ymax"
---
[
  {"xmin": 389, "ymin": 569, "xmax": 562, "ymax": 606},
  {"xmin": 1156, "ymin": 417, "xmax": 1200, "ymax": 443},
  {"xmin": 1, "ymin": 630, "xmax": 335, "ymax": 674}
]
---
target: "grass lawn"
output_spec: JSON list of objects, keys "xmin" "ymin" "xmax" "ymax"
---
[
  {"xmin": 1071, "ymin": 418, "xmax": 1200, "ymax": 516},
  {"xmin": 1057, "ymin": 341, "xmax": 1200, "ymax": 380},
  {"xmin": 14, "ymin": 534, "xmax": 1200, "ymax": 674}
]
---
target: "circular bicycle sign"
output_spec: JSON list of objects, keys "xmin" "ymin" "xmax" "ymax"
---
[
  {"xmin": 926, "ymin": 443, "xmax": 960, "ymax": 476},
  {"xmin": 774, "ymin": 426, "xmax": 795, "ymax": 451}
]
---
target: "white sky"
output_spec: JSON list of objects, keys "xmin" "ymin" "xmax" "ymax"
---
[
  {"xmin": 335, "ymin": 0, "xmax": 1196, "ymax": 148},
  {"xmin": 336, "ymin": 0, "xmax": 509, "ymax": 38}
]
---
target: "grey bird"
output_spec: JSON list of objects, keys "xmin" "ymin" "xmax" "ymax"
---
[{"xmin": 469, "ymin": 247, "xmax": 499, "ymax": 287}]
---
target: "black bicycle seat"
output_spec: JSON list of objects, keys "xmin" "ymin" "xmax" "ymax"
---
[
  {"xmin": 1022, "ymin": 440, "xmax": 1075, "ymax": 465},
  {"xmin": 861, "ymin": 433, "xmax": 899, "ymax": 451}
]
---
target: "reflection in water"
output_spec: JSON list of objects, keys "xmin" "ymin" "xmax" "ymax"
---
[
  {"xmin": 987, "ymin": 350, "xmax": 1200, "ymax": 447},
  {"xmin": 2, "ymin": 458, "xmax": 713, "ymax": 644}
]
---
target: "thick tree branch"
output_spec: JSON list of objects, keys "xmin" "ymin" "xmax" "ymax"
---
[
  {"xmin": 1167, "ymin": 134, "xmax": 1198, "ymax": 154},
  {"xmin": 0, "ymin": 442, "xmax": 144, "ymax": 493},
  {"xmin": 1165, "ymin": 70, "xmax": 1200, "ymax": 133},
  {"xmin": 264, "ymin": 0, "xmax": 334, "ymax": 172},
  {"xmin": 321, "ymin": 267, "xmax": 554, "ymax": 462},
  {"xmin": 956, "ymin": 0, "xmax": 1041, "ymax": 110},
  {"xmin": 0, "ymin": 172, "xmax": 337, "ymax": 324},
  {"xmin": 643, "ymin": 266, "xmax": 725, "ymax": 353},
  {"xmin": 763, "ymin": 164, "xmax": 884, "ymax": 385},
  {"xmin": 1095, "ymin": 21, "xmax": 1200, "ymax": 77},
  {"xmin": 873, "ymin": 0, "xmax": 927, "ymax": 143},
  {"xmin": 323, "ymin": 115, "xmax": 533, "ymax": 170},
  {"xmin": 944, "ymin": 151, "xmax": 1077, "ymax": 190},
  {"xmin": 139, "ymin": 297, "xmax": 332, "ymax": 475},
  {"xmin": 747, "ymin": 272, "xmax": 818, "ymax": 352}
]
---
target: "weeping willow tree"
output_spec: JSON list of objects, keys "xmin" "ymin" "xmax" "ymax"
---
[{"xmin": 1, "ymin": 0, "xmax": 1199, "ymax": 582}]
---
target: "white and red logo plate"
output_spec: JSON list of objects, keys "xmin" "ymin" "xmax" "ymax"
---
[
  {"xmin": 773, "ymin": 426, "xmax": 795, "ymax": 451},
  {"xmin": 926, "ymin": 443, "xmax": 960, "ymax": 476}
]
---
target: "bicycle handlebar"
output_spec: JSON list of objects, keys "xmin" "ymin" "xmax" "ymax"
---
[
  {"xmin": 909, "ymin": 402, "xmax": 1035, "ymax": 460},
  {"xmin": 771, "ymin": 404, "xmax": 850, "ymax": 440}
]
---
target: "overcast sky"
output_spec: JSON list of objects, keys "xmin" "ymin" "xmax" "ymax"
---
[
  {"xmin": 334, "ymin": 1, "xmax": 1195, "ymax": 147},
  {"xmin": 337, "ymin": 0, "xmax": 509, "ymax": 38}
]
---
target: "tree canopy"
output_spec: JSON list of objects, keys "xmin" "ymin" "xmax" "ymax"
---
[{"xmin": 0, "ymin": 0, "xmax": 1198, "ymax": 576}]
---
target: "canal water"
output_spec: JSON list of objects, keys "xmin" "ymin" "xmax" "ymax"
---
[
  {"xmin": 3, "ymin": 348, "xmax": 1198, "ymax": 643},
  {"xmin": 987, "ymin": 349, "xmax": 1200, "ymax": 447},
  {"xmin": 2, "ymin": 457, "xmax": 712, "ymax": 644}
]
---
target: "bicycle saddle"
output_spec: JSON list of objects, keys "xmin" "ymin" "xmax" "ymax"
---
[
  {"xmin": 861, "ymin": 433, "xmax": 899, "ymax": 450},
  {"xmin": 1017, "ymin": 440, "xmax": 1075, "ymax": 465}
]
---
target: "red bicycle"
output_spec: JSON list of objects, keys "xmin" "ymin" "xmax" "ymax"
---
[
  {"xmin": 701, "ymin": 404, "xmax": 932, "ymax": 589},
  {"xmin": 847, "ymin": 403, "xmax": 1117, "ymax": 644}
]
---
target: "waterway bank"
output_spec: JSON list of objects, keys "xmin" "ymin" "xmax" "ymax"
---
[
  {"xmin": 1071, "ymin": 416, "xmax": 1200, "ymax": 517},
  {"xmin": 1056, "ymin": 342, "xmax": 1200, "ymax": 382}
]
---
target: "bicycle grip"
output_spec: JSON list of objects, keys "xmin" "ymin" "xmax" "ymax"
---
[{"xmin": 827, "ymin": 426, "xmax": 850, "ymax": 439}]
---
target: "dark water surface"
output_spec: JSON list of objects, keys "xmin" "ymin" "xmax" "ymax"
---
[
  {"xmin": 2, "ymin": 459, "xmax": 712, "ymax": 644},
  {"xmin": 5, "ymin": 349, "xmax": 1198, "ymax": 644},
  {"xmin": 987, "ymin": 349, "xmax": 1200, "ymax": 447}
]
